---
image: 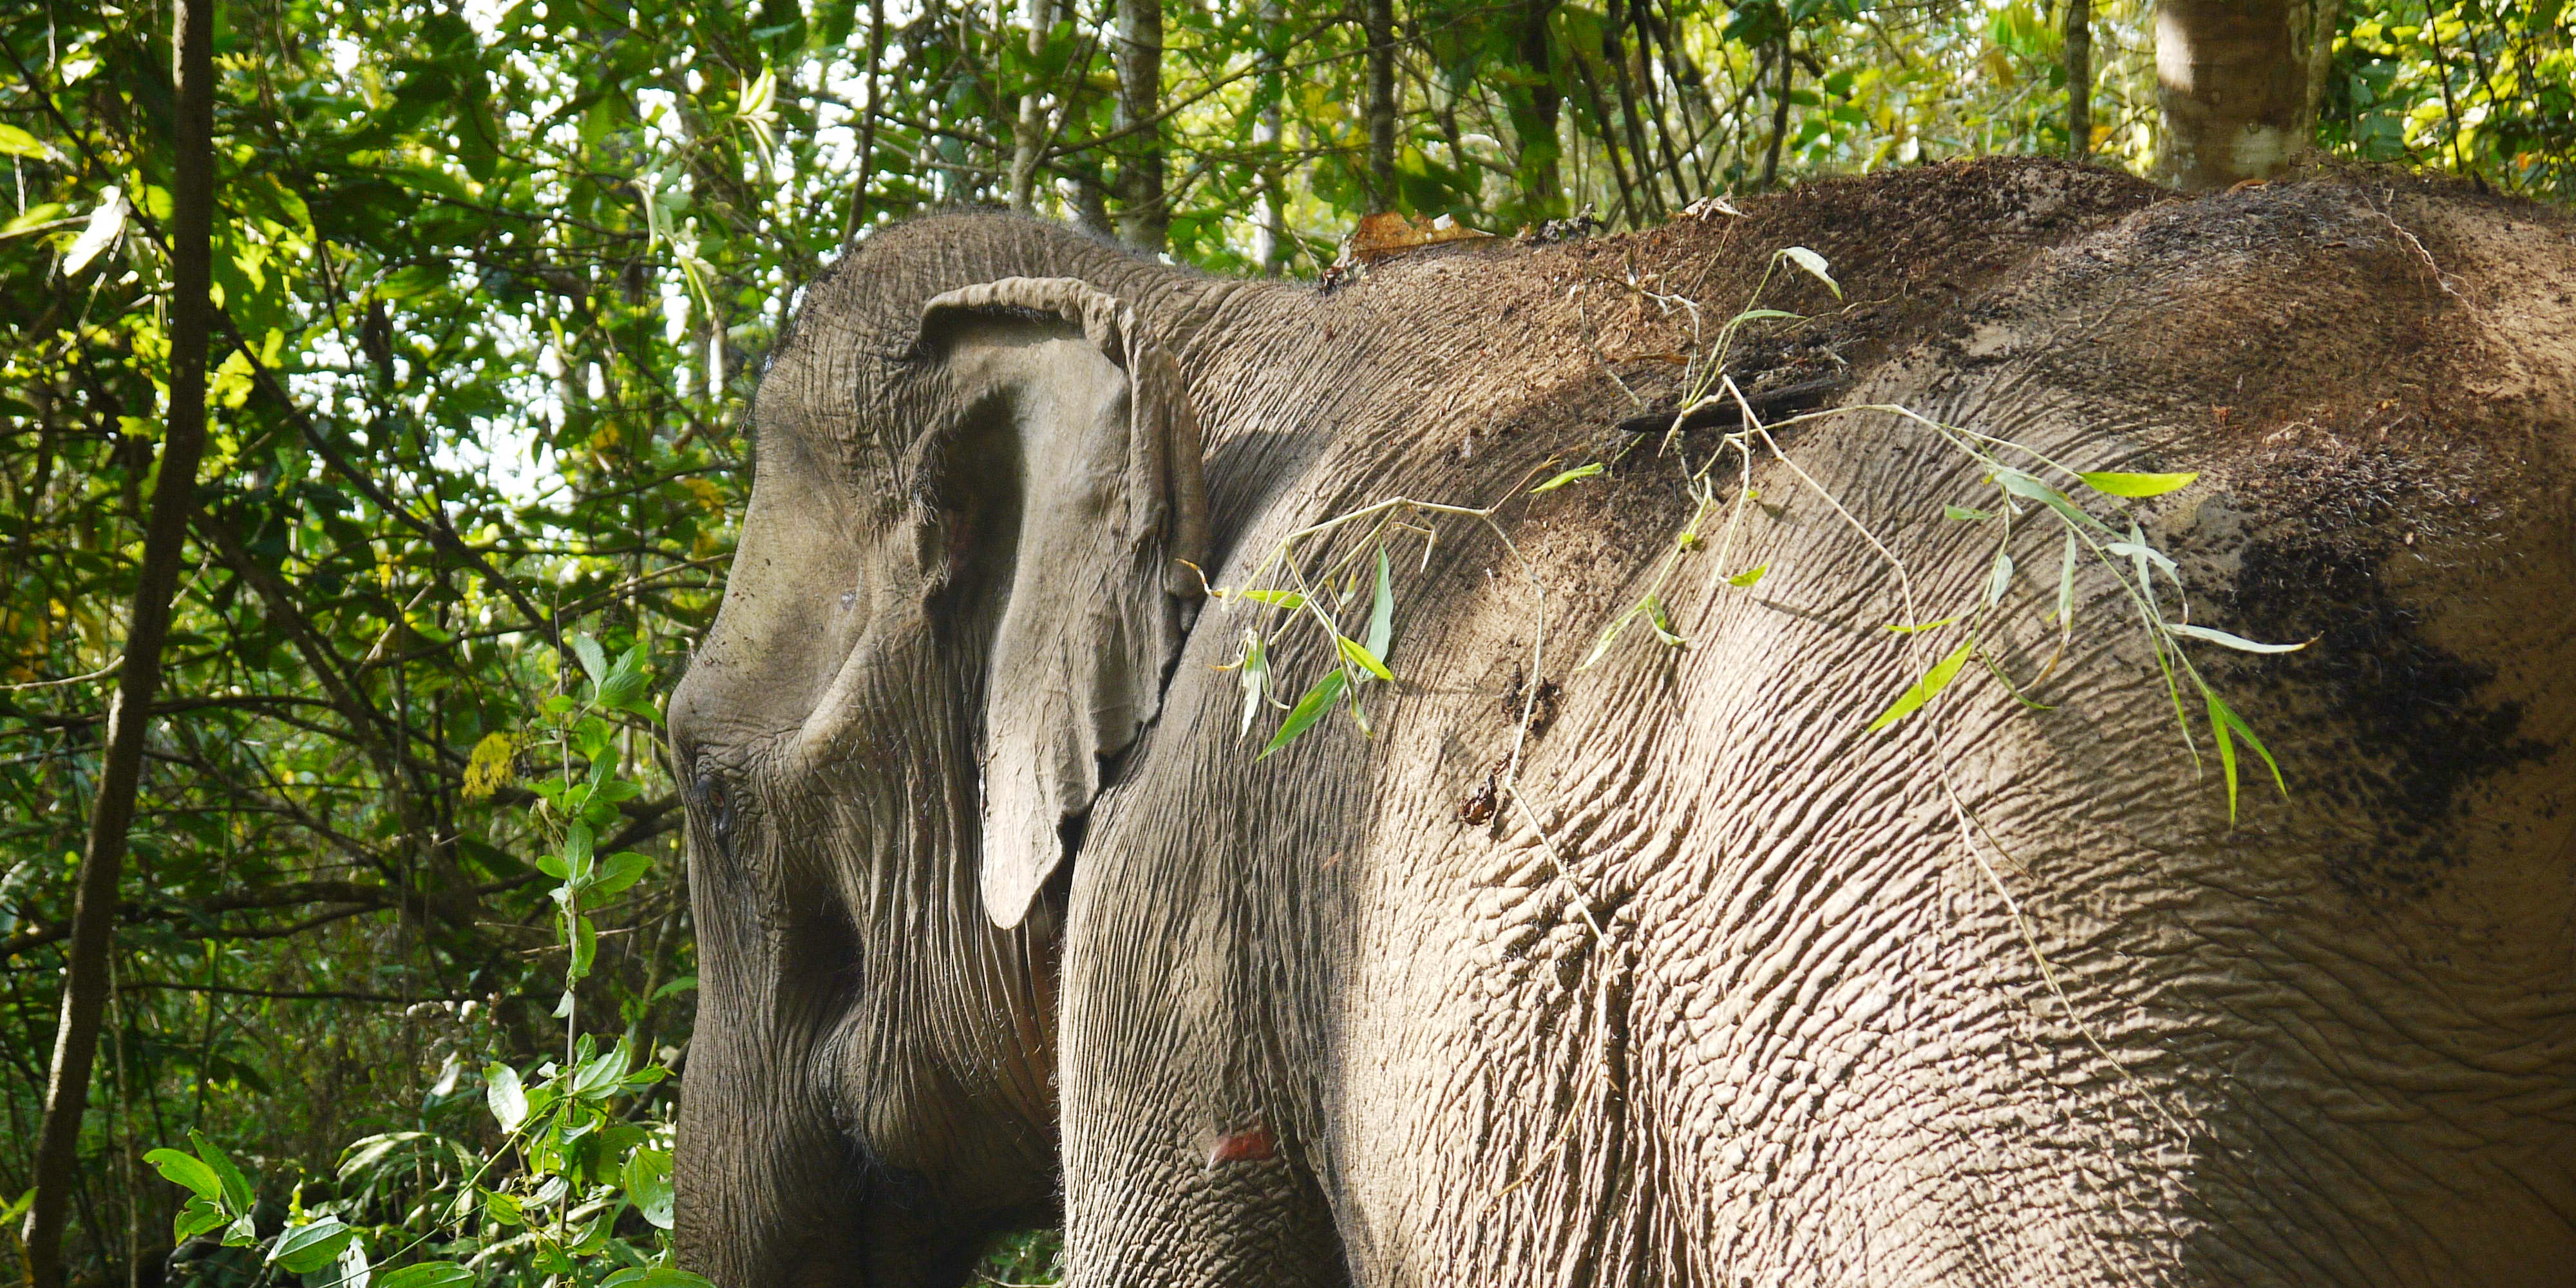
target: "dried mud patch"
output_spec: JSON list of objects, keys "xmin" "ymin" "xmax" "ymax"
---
[{"xmin": 2199, "ymin": 431, "xmax": 2549, "ymax": 902}]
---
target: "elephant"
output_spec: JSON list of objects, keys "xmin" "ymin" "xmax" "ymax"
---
[{"xmin": 665, "ymin": 156, "xmax": 2576, "ymax": 1287}]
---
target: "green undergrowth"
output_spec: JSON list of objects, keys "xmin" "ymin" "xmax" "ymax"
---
[
  {"xmin": 974, "ymin": 1229, "xmax": 1065, "ymax": 1285},
  {"xmin": 138, "ymin": 641, "xmax": 706, "ymax": 1288}
]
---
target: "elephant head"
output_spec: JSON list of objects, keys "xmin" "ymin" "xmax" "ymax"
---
[{"xmin": 665, "ymin": 219, "xmax": 1214, "ymax": 1287}]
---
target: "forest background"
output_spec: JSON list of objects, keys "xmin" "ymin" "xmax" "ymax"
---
[{"xmin": 0, "ymin": 0, "xmax": 2570, "ymax": 1283}]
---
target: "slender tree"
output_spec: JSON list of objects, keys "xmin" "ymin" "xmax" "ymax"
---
[
  {"xmin": 1506, "ymin": 0, "xmax": 1566, "ymax": 220},
  {"xmin": 1253, "ymin": 0, "xmax": 1288, "ymax": 272},
  {"xmin": 22, "ymin": 0, "xmax": 216, "ymax": 1281},
  {"xmin": 2154, "ymin": 0, "xmax": 2345, "ymax": 189},
  {"xmin": 1010, "ymin": 0, "xmax": 1054, "ymax": 210},
  {"xmin": 842, "ymin": 0, "xmax": 888, "ymax": 242},
  {"xmin": 2067, "ymin": 0, "xmax": 2093, "ymax": 158},
  {"xmin": 1112, "ymin": 0, "xmax": 1167, "ymax": 251},
  {"xmin": 1759, "ymin": 30, "xmax": 1794, "ymax": 188},
  {"xmin": 1364, "ymin": 0, "xmax": 1399, "ymax": 207}
]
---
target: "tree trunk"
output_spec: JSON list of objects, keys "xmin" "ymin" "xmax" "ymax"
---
[
  {"xmin": 22, "ymin": 0, "xmax": 216, "ymax": 1282},
  {"xmin": 1009, "ymin": 0, "xmax": 1053, "ymax": 210},
  {"xmin": 1251, "ymin": 0, "xmax": 1286, "ymax": 274},
  {"xmin": 1505, "ymin": 0, "xmax": 1565, "ymax": 222},
  {"xmin": 2067, "ymin": 0, "xmax": 2093, "ymax": 158},
  {"xmin": 1602, "ymin": 0, "xmax": 1669, "ymax": 219},
  {"xmin": 2152, "ymin": 0, "xmax": 2343, "ymax": 189},
  {"xmin": 1363, "ymin": 0, "xmax": 1399, "ymax": 208},
  {"xmin": 842, "ymin": 0, "xmax": 887, "ymax": 242},
  {"xmin": 1111, "ymin": 0, "xmax": 1166, "ymax": 252},
  {"xmin": 1759, "ymin": 32, "xmax": 1794, "ymax": 189}
]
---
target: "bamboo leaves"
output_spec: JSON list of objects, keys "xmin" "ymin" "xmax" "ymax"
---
[
  {"xmin": 2076, "ymin": 469, "xmax": 2199, "ymax": 498},
  {"xmin": 1865, "ymin": 639, "xmax": 1976, "ymax": 732},
  {"xmin": 1253, "ymin": 544, "xmax": 1401, "ymax": 758}
]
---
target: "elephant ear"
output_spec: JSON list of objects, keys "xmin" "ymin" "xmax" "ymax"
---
[{"xmin": 916, "ymin": 276, "xmax": 1210, "ymax": 930}]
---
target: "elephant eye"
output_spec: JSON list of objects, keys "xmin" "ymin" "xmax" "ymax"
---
[{"xmin": 696, "ymin": 772, "xmax": 735, "ymax": 853}]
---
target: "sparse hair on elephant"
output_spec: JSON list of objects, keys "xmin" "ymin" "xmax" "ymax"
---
[{"xmin": 667, "ymin": 157, "xmax": 2576, "ymax": 1287}]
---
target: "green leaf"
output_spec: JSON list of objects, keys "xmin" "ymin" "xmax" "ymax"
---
[
  {"xmin": 1724, "ymin": 308, "xmax": 1803, "ymax": 324},
  {"xmin": 2207, "ymin": 691, "xmax": 2242, "ymax": 823},
  {"xmin": 1944, "ymin": 504, "xmax": 1993, "ymax": 523},
  {"xmin": 561, "ymin": 822, "xmax": 596, "ymax": 882},
  {"xmin": 649, "ymin": 974, "xmax": 697, "ymax": 1002},
  {"xmin": 1336, "ymin": 634, "xmax": 1394, "ymax": 682},
  {"xmin": 1364, "ymin": 547, "xmax": 1394, "ymax": 661},
  {"xmin": 144, "ymin": 1148, "xmax": 223, "ymax": 1200},
  {"xmin": 590, "ymin": 850, "xmax": 651, "ymax": 896},
  {"xmin": 267, "ymin": 1218, "xmax": 357, "ymax": 1274},
  {"xmin": 1578, "ymin": 609, "xmax": 1633, "ymax": 671},
  {"xmin": 2206, "ymin": 688, "xmax": 2288, "ymax": 824},
  {"xmin": 568, "ymin": 633, "xmax": 609, "ymax": 688},
  {"xmin": 1647, "ymin": 596, "xmax": 1685, "ymax": 648},
  {"xmin": 625, "ymin": 1147, "xmax": 676, "ymax": 1230},
  {"xmin": 1989, "ymin": 468, "xmax": 2107, "ymax": 533},
  {"xmin": 1258, "ymin": 670, "xmax": 1347, "ymax": 759},
  {"xmin": 1236, "ymin": 631, "xmax": 1268, "ymax": 737},
  {"xmin": 486, "ymin": 1063, "xmax": 529, "ymax": 1132},
  {"xmin": 1528, "ymin": 462, "xmax": 1604, "ymax": 493},
  {"xmin": 1781, "ymin": 245, "xmax": 1841, "ymax": 298},
  {"xmin": 2166, "ymin": 623, "xmax": 2307, "ymax": 654},
  {"xmin": 1864, "ymin": 639, "xmax": 1976, "ymax": 732},
  {"xmin": 1882, "ymin": 615, "xmax": 1962, "ymax": 634},
  {"xmin": 598, "ymin": 643, "xmax": 649, "ymax": 711},
  {"xmin": 571, "ymin": 1043, "xmax": 629, "ymax": 1099},
  {"xmin": 2203, "ymin": 690, "xmax": 2289, "ymax": 824},
  {"xmin": 1985, "ymin": 550, "xmax": 2014, "ymax": 607},
  {"xmin": 478, "ymin": 1186, "xmax": 524, "ymax": 1227},
  {"xmin": 1238, "ymin": 589, "xmax": 1305, "ymax": 609},
  {"xmin": 0, "ymin": 123, "xmax": 57, "ymax": 160},
  {"xmin": 2076, "ymin": 469, "xmax": 2198, "ymax": 498},
  {"xmin": 173, "ymin": 1195, "xmax": 225, "ymax": 1244},
  {"xmin": 190, "ymin": 1130, "xmax": 255, "ymax": 1214},
  {"xmin": 1725, "ymin": 564, "xmax": 1767, "ymax": 588},
  {"xmin": 372, "ymin": 1262, "xmax": 477, "ymax": 1288}
]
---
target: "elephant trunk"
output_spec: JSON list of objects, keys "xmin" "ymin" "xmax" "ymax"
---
[{"xmin": 675, "ymin": 977, "xmax": 869, "ymax": 1287}]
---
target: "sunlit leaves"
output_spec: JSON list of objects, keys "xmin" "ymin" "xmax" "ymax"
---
[
  {"xmin": 1258, "ymin": 669, "xmax": 1346, "ymax": 758},
  {"xmin": 59, "ymin": 187, "xmax": 127, "ymax": 277},
  {"xmin": 265, "ymin": 1218, "xmax": 359, "ymax": 1274},
  {"xmin": 2166, "ymin": 622, "xmax": 2307, "ymax": 654},
  {"xmin": 0, "ymin": 122, "xmax": 57, "ymax": 160},
  {"xmin": 144, "ymin": 1131, "xmax": 259, "ymax": 1247},
  {"xmin": 1781, "ymin": 245, "xmax": 1841, "ymax": 298},
  {"xmin": 1530, "ymin": 462, "xmax": 1605, "ymax": 493},
  {"xmin": 1865, "ymin": 639, "xmax": 1976, "ymax": 732},
  {"xmin": 486, "ymin": 1063, "xmax": 530, "ymax": 1133},
  {"xmin": 2077, "ymin": 469, "xmax": 2198, "ymax": 497},
  {"xmin": 1255, "ymin": 541, "xmax": 1399, "ymax": 757}
]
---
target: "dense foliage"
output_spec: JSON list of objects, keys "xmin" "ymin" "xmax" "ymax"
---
[{"xmin": 1, "ymin": 0, "xmax": 2569, "ymax": 1282}]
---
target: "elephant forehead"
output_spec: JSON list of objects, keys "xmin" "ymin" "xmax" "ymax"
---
[{"xmin": 673, "ymin": 455, "xmax": 886, "ymax": 753}]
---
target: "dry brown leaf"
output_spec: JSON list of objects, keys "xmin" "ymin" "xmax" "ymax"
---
[{"xmin": 1344, "ymin": 211, "xmax": 1493, "ymax": 265}]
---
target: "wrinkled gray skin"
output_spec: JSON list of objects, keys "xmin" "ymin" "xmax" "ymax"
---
[{"xmin": 667, "ymin": 159, "xmax": 2576, "ymax": 1287}]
